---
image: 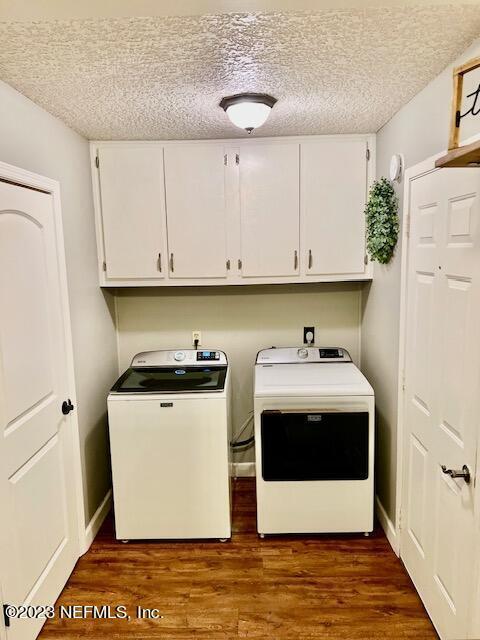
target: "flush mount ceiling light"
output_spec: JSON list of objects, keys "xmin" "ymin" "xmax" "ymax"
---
[{"xmin": 220, "ymin": 93, "xmax": 277, "ymax": 133}]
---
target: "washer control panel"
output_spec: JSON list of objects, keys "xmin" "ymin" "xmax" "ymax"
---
[{"xmin": 131, "ymin": 349, "xmax": 227, "ymax": 367}]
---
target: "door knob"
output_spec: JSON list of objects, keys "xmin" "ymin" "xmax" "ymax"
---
[
  {"xmin": 441, "ymin": 464, "xmax": 471, "ymax": 484},
  {"xmin": 62, "ymin": 399, "xmax": 75, "ymax": 415}
]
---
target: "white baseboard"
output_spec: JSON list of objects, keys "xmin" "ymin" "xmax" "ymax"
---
[
  {"xmin": 375, "ymin": 494, "xmax": 399, "ymax": 556},
  {"xmin": 81, "ymin": 489, "xmax": 112, "ymax": 555},
  {"xmin": 232, "ymin": 462, "xmax": 256, "ymax": 477}
]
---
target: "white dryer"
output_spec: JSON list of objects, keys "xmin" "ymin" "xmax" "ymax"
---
[
  {"xmin": 108, "ymin": 349, "xmax": 232, "ymax": 541},
  {"xmin": 254, "ymin": 347, "xmax": 374, "ymax": 535}
]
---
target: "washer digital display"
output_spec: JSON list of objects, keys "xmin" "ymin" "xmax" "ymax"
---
[{"xmin": 196, "ymin": 351, "xmax": 220, "ymax": 361}]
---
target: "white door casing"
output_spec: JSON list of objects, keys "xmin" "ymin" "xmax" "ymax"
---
[
  {"xmin": 400, "ymin": 166, "xmax": 480, "ymax": 640},
  {"xmin": 239, "ymin": 142, "xmax": 300, "ymax": 278},
  {"xmin": 97, "ymin": 145, "xmax": 167, "ymax": 280},
  {"xmin": 164, "ymin": 144, "xmax": 228, "ymax": 279},
  {"xmin": 0, "ymin": 177, "xmax": 80, "ymax": 640}
]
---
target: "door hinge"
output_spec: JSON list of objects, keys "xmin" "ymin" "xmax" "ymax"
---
[
  {"xmin": 405, "ymin": 214, "xmax": 410, "ymax": 238},
  {"xmin": 224, "ymin": 154, "xmax": 227, "ymax": 166},
  {"xmin": 235, "ymin": 153, "xmax": 240, "ymax": 165},
  {"xmin": 95, "ymin": 154, "xmax": 99, "ymax": 169},
  {"xmin": 226, "ymin": 259, "xmax": 231, "ymax": 270},
  {"xmin": 3, "ymin": 604, "xmax": 11, "ymax": 628},
  {"xmin": 366, "ymin": 147, "xmax": 370, "ymax": 161},
  {"xmin": 238, "ymin": 258, "xmax": 242, "ymax": 270},
  {"xmin": 364, "ymin": 254, "xmax": 368, "ymax": 266},
  {"xmin": 102, "ymin": 261, "xmax": 106, "ymax": 272}
]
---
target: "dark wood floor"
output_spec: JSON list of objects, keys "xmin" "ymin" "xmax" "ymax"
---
[{"xmin": 40, "ymin": 479, "xmax": 437, "ymax": 639}]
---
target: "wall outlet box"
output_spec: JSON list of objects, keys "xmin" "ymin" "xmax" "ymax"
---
[
  {"xmin": 303, "ymin": 326, "xmax": 315, "ymax": 344},
  {"xmin": 192, "ymin": 331, "xmax": 201, "ymax": 346}
]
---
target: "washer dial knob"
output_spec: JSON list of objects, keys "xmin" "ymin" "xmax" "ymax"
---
[
  {"xmin": 174, "ymin": 351, "xmax": 186, "ymax": 362},
  {"xmin": 297, "ymin": 348, "xmax": 308, "ymax": 359}
]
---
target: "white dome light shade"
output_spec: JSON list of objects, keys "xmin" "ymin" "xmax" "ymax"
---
[
  {"xmin": 225, "ymin": 102, "xmax": 272, "ymax": 130},
  {"xmin": 220, "ymin": 94, "xmax": 277, "ymax": 133}
]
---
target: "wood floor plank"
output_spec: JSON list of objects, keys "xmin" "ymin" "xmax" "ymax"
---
[{"xmin": 39, "ymin": 478, "xmax": 438, "ymax": 639}]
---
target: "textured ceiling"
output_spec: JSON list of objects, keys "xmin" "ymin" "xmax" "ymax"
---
[{"xmin": 0, "ymin": 6, "xmax": 479, "ymax": 140}]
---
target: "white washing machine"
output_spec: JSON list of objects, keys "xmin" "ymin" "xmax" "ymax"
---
[
  {"xmin": 254, "ymin": 347, "xmax": 374, "ymax": 535},
  {"xmin": 108, "ymin": 349, "xmax": 232, "ymax": 541}
]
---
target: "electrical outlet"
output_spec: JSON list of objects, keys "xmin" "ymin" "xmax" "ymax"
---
[
  {"xmin": 303, "ymin": 326, "xmax": 315, "ymax": 345},
  {"xmin": 192, "ymin": 331, "xmax": 201, "ymax": 346}
]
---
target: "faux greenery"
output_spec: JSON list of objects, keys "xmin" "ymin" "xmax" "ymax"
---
[{"xmin": 365, "ymin": 177, "xmax": 399, "ymax": 264}]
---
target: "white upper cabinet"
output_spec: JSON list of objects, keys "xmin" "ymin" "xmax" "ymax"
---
[
  {"xmin": 301, "ymin": 138, "xmax": 368, "ymax": 275},
  {"xmin": 97, "ymin": 146, "xmax": 167, "ymax": 281},
  {"xmin": 164, "ymin": 144, "xmax": 228, "ymax": 279},
  {"xmin": 92, "ymin": 136, "xmax": 373, "ymax": 286},
  {"xmin": 239, "ymin": 143, "xmax": 300, "ymax": 278}
]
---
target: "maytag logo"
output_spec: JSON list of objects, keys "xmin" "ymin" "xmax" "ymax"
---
[{"xmin": 160, "ymin": 402, "xmax": 173, "ymax": 408}]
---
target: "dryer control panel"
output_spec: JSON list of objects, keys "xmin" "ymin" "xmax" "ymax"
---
[{"xmin": 256, "ymin": 347, "xmax": 352, "ymax": 364}]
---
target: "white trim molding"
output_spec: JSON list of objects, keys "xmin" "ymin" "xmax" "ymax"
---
[
  {"xmin": 375, "ymin": 495, "xmax": 399, "ymax": 556},
  {"xmin": 82, "ymin": 489, "xmax": 112, "ymax": 554}
]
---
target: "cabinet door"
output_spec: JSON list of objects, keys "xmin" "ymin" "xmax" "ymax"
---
[
  {"xmin": 239, "ymin": 143, "xmax": 300, "ymax": 278},
  {"xmin": 301, "ymin": 139, "xmax": 367, "ymax": 275},
  {"xmin": 164, "ymin": 144, "xmax": 227, "ymax": 279},
  {"xmin": 98, "ymin": 146, "xmax": 167, "ymax": 280}
]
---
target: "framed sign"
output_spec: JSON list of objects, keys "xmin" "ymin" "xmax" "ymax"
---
[
  {"xmin": 436, "ymin": 56, "xmax": 480, "ymax": 168},
  {"xmin": 449, "ymin": 56, "xmax": 480, "ymax": 150}
]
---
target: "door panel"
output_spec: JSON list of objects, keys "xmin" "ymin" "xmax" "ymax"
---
[
  {"xmin": 401, "ymin": 168, "xmax": 480, "ymax": 640},
  {"xmin": 0, "ymin": 213, "xmax": 54, "ymax": 424},
  {"xmin": 98, "ymin": 146, "xmax": 167, "ymax": 280},
  {"xmin": 11, "ymin": 437, "xmax": 67, "ymax": 604},
  {"xmin": 0, "ymin": 181, "xmax": 78, "ymax": 640},
  {"xmin": 239, "ymin": 143, "xmax": 299, "ymax": 277},
  {"xmin": 301, "ymin": 139, "xmax": 367, "ymax": 275},
  {"xmin": 406, "ymin": 434, "xmax": 428, "ymax": 559},
  {"xmin": 164, "ymin": 144, "xmax": 228, "ymax": 279}
]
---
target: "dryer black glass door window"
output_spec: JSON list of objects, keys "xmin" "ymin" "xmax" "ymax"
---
[{"xmin": 261, "ymin": 410, "xmax": 369, "ymax": 481}]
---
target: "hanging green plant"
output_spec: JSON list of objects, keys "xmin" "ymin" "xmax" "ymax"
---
[{"xmin": 365, "ymin": 177, "xmax": 399, "ymax": 264}]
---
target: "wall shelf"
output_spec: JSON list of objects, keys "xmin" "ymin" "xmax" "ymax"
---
[{"xmin": 435, "ymin": 139, "xmax": 480, "ymax": 168}]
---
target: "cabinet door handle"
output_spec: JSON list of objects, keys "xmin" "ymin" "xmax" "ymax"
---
[
  {"xmin": 294, "ymin": 250, "xmax": 298, "ymax": 270},
  {"xmin": 238, "ymin": 258, "xmax": 242, "ymax": 270},
  {"xmin": 170, "ymin": 253, "xmax": 174, "ymax": 272},
  {"xmin": 308, "ymin": 249, "xmax": 313, "ymax": 269},
  {"xmin": 157, "ymin": 253, "xmax": 162, "ymax": 272}
]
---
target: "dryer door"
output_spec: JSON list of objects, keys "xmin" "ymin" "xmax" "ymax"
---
[{"xmin": 261, "ymin": 410, "xmax": 369, "ymax": 481}]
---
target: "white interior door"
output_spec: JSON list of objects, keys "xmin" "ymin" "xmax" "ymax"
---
[
  {"xmin": 301, "ymin": 139, "xmax": 367, "ymax": 275},
  {"xmin": 239, "ymin": 143, "xmax": 299, "ymax": 278},
  {"xmin": 401, "ymin": 167, "xmax": 480, "ymax": 640},
  {"xmin": 98, "ymin": 146, "xmax": 167, "ymax": 280},
  {"xmin": 0, "ymin": 181, "xmax": 79, "ymax": 640},
  {"xmin": 164, "ymin": 144, "xmax": 228, "ymax": 279}
]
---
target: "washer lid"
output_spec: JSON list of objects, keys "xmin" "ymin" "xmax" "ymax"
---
[
  {"xmin": 111, "ymin": 365, "xmax": 227, "ymax": 394},
  {"xmin": 255, "ymin": 362, "xmax": 373, "ymax": 397}
]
